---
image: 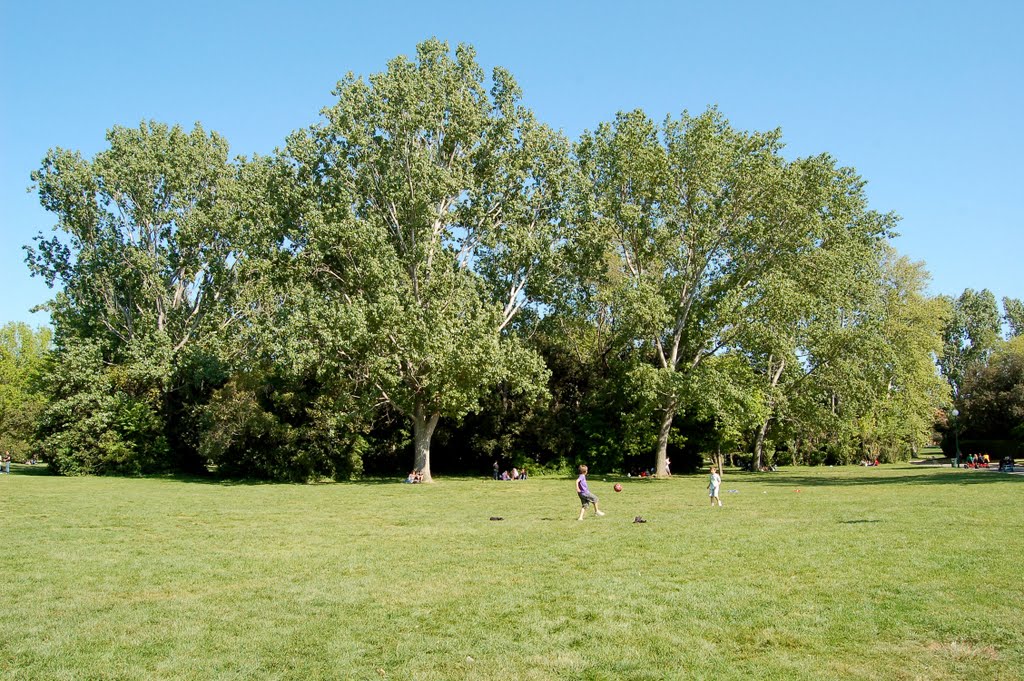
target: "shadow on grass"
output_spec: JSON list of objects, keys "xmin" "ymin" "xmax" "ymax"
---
[
  {"xmin": 155, "ymin": 474, "xmax": 422, "ymax": 487},
  {"xmin": 7, "ymin": 463, "xmax": 54, "ymax": 477},
  {"xmin": 156, "ymin": 472, "xmax": 556, "ymax": 487},
  {"xmin": 21, "ymin": 464, "xmax": 1018, "ymax": 489},
  {"xmin": 16, "ymin": 466, "xmax": 571, "ymax": 487},
  {"xmin": 756, "ymin": 468, "xmax": 1023, "ymax": 488}
]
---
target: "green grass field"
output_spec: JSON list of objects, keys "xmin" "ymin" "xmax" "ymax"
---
[{"xmin": 1, "ymin": 463, "xmax": 1021, "ymax": 680}]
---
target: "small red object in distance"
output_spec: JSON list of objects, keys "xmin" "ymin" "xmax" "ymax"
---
[{"xmin": 614, "ymin": 483, "xmax": 623, "ymax": 492}]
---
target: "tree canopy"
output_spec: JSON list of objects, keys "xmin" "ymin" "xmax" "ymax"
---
[{"xmin": 19, "ymin": 39, "xmax": 986, "ymax": 479}]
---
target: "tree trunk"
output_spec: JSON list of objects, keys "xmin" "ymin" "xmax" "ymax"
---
[
  {"xmin": 752, "ymin": 418, "xmax": 770, "ymax": 471},
  {"xmin": 753, "ymin": 357, "xmax": 786, "ymax": 472},
  {"xmin": 413, "ymin": 403, "xmax": 440, "ymax": 483},
  {"xmin": 655, "ymin": 397, "xmax": 677, "ymax": 476}
]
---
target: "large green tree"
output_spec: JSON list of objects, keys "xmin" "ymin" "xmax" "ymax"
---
[
  {"xmin": 576, "ymin": 108, "xmax": 894, "ymax": 475},
  {"xmin": 938, "ymin": 288, "xmax": 1002, "ymax": 401},
  {"xmin": 27, "ymin": 121, "xmax": 250, "ymax": 472},
  {"xmin": 273, "ymin": 39, "xmax": 571, "ymax": 480},
  {"xmin": 752, "ymin": 250, "xmax": 948, "ymax": 465},
  {"xmin": 831, "ymin": 253, "xmax": 949, "ymax": 462}
]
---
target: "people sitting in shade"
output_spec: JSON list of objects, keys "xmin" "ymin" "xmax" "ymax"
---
[
  {"xmin": 405, "ymin": 470, "xmax": 424, "ymax": 483},
  {"xmin": 500, "ymin": 470, "xmax": 511, "ymax": 480},
  {"xmin": 964, "ymin": 453, "xmax": 990, "ymax": 469}
]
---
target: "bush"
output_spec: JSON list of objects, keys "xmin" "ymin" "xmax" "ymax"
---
[
  {"xmin": 35, "ymin": 338, "xmax": 171, "ymax": 475},
  {"xmin": 198, "ymin": 373, "xmax": 367, "ymax": 481}
]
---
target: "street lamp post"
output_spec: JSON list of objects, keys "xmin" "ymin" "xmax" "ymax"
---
[{"xmin": 951, "ymin": 408, "xmax": 961, "ymax": 468}]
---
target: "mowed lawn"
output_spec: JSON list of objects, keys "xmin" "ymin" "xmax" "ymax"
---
[{"xmin": 1, "ymin": 464, "xmax": 1021, "ymax": 680}]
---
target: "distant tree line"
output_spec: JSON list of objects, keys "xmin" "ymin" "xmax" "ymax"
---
[
  {"xmin": 936, "ymin": 290, "xmax": 1024, "ymax": 459},
  {"xmin": 8, "ymin": 39, "xmax": 1021, "ymax": 480}
]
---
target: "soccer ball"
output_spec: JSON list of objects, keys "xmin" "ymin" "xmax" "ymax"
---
[{"xmin": 613, "ymin": 483, "xmax": 623, "ymax": 492}]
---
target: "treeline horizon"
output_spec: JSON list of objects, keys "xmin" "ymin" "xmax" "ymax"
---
[{"xmin": 5, "ymin": 39, "xmax": 1022, "ymax": 481}]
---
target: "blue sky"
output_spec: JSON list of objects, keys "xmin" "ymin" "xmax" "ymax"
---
[{"xmin": 2, "ymin": 0, "xmax": 1021, "ymax": 327}]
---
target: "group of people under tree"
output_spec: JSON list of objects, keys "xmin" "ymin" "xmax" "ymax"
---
[{"xmin": 492, "ymin": 461, "xmax": 528, "ymax": 481}]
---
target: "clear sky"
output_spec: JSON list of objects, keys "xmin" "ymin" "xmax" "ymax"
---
[{"xmin": 2, "ymin": 0, "xmax": 1021, "ymax": 328}]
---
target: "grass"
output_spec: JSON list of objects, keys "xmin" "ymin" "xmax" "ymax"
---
[{"xmin": 1, "ymin": 463, "xmax": 1022, "ymax": 680}]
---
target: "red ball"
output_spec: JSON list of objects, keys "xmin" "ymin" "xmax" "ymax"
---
[{"xmin": 613, "ymin": 483, "xmax": 623, "ymax": 492}]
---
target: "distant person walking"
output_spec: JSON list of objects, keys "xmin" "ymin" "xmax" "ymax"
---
[
  {"xmin": 3, "ymin": 451, "xmax": 11, "ymax": 474},
  {"xmin": 493, "ymin": 460, "xmax": 500, "ymax": 480},
  {"xmin": 708, "ymin": 466, "xmax": 722, "ymax": 507},
  {"xmin": 576, "ymin": 465, "xmax": 605, "ymax": 520}
]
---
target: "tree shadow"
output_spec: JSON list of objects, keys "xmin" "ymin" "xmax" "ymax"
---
[
  {"xmin": 155, "ymin": 474, "xmax": 429, "ymax": 487},
  {"xmin": 756, "ymin": 467, "xmax": 1024, "ymax": 488},
  {"xmin": 7, "ymin": 463, "xmax": 53, "ymax": 477},
  {"xmin": 153, "ymin": 473, "xmax": 535, "ymax": 487}
]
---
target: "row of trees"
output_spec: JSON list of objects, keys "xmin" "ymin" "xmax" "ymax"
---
[
  {"xmin": 10, "ymin": 40, "xmax": 1020, "ymax": 479},
  {"xmin": 0, "ymin": 323, "xmax": 52, "ymax": 454}
]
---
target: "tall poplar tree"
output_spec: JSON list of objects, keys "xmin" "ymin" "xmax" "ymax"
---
[
  {"xmin": 939, "ymin": 288, "xmax": 1002, "ymax": 401},
  {"xmin": 577, "ymin": 108, "xmax": 894, "ymax": 475},
  {"xmin": 26, "ymin": 122, "xmax": 248, "ymax": 472},
  {"xmin": 278, "ymin": 39, "xmax": 572, "ymax": 480}
]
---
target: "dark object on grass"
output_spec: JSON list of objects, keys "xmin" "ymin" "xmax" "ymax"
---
[
  {"xmin": 633, "ymin": 516, "xmax": 647, "ymax": 523},
  {"xmin": 489, "ymin": 516, "xmax": 504, "ymax": 521}
]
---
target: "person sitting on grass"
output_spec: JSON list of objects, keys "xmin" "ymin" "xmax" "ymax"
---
[{"xmin": 576, "ymin": 465, "xmax": 604, "ymax": 520}]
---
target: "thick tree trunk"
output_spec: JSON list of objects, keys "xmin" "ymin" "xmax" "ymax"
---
[
  {"xmin": 655, "ymin": 397, "xmax": 677, "ymax": 477},
  {"xmin": 413, "ymin": 403, "xmax": 440, "ymax": 483}
]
